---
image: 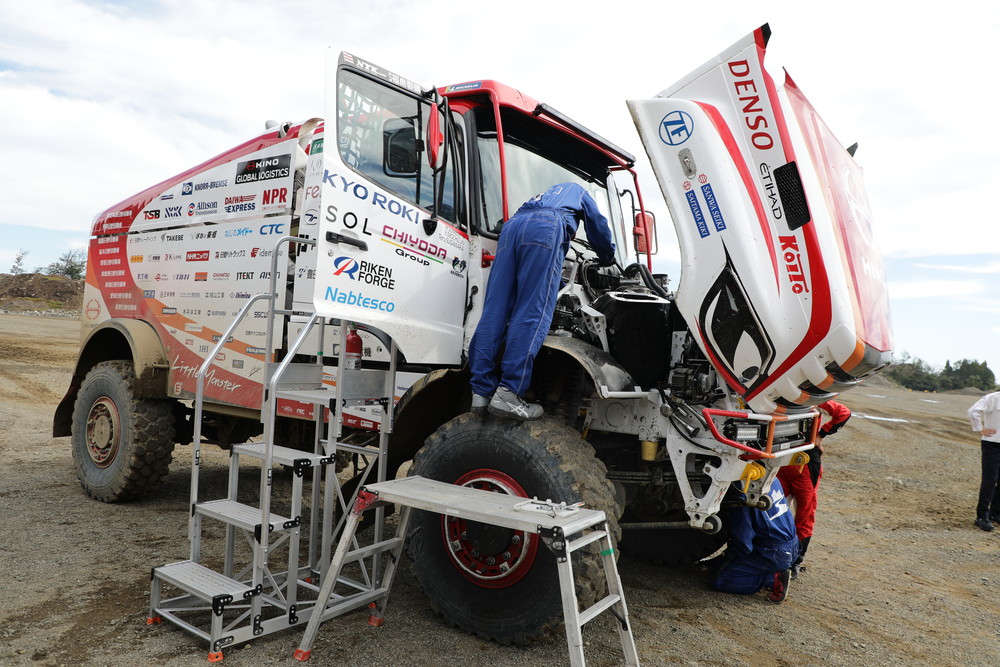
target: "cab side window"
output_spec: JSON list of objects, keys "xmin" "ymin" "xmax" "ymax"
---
[{"xmin": 337, "ymin": 69, "xmax": 458, "ymax": 222}]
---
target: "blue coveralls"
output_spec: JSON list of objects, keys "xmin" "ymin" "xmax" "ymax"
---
[
  {"xmin": 469, "ymin": 183, "xmax": 616, "ymax": 398},
  {"xmin": 713, "ymin": 482, "xmax": 799, "ymax": 595}
]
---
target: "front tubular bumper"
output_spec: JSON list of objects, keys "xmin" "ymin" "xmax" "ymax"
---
[{"xmin": 586, "ymin": 391, "xmax": 816, "ymax": 531}]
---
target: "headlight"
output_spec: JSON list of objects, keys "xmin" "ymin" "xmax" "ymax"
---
[
  {"xmin": 727, "ymin": 422, "xmax": 763, "ymax": 442},
  {"xmin": 772, "ymin": 420, "xmax": 802, "ymax": 439}
]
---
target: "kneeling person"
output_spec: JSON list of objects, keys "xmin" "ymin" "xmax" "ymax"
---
[{"xmin": 713, "ymin": 481, "xmax": 798, "ymax": 603}]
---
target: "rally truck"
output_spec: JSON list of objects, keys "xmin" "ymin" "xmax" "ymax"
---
[{"xmin": 55, "ymin": 25, "xmax": 891, "ymax": 644}]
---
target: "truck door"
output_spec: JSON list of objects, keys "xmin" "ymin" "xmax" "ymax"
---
[{"xmin": 314, "ymin": 52, "xmax": 470, "ymax": 365}]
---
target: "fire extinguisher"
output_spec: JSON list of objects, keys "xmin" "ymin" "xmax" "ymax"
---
[{"xmin": 345, "ymin": 323, "xmax": 362, "ymax": 371}]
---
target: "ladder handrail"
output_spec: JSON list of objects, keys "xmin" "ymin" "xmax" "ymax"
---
[
  {"xmin": 189, "ymin": 234, "xmax": 315, "ymax": 561},
  {"xmin": 190, "ymin": 291, "xmax": 275, "ymax": 559},
  {"xmin": 263, "ymin": 235, "xmax": 316, "ymax": 355},
  {"xmin": 255, "ymin": 310, "xmax": 322, "ymax": 585}
]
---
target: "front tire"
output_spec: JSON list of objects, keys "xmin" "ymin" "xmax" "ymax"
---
[
  {"xmin": 71, "ymin": 360, "xmax": 175, "ymax": 502},
  {"xmin": 406, "ymin": 413, "xmax": 620, "ymax": 645}
]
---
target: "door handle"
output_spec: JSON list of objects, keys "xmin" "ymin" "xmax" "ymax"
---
[{"xmin": 326, "ymin": 231, "xmax": 368, "ymax": 251}]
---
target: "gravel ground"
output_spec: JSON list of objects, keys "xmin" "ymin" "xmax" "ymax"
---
[{"xmin": 2, "ymin": 311, "xmax": 998, "ymax": 666}]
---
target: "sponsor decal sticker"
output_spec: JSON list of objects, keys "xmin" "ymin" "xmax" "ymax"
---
[
  {"xmin": 699, "ymin": 175, "xmax": 726, "ymax": 232},
  {"xmin": 224, "ymin": 194, "xmax": 257, "ymax": 214},
  {"xmin": 259, "ymin": 222, "xmax": 285, "ymax": 235},
  {"xmin": 659, "ymin": 110, "xmax": 694, "ymax": 146},
  {"xmin": 261, "ymin": 187, "xmax": 288, "ymax": 211},
  {"xmin": 445, "ymin": 81, "xmax": 483, "ymax": 93},
  {"xmin": 684, "ymin": 187, "xmax": 710, "ymax": 239},
  {"xmin": 380, "ymin": 225, "xmax": 446, "ymax": 264},
  {"xmin": 194, "ymin": 179, "xmax": 228, "ymax": 191},
  {"xmin": 323, "ymin": 287, "xmax": 396, "ymax": 312},
  {"xmin": 332, "ymin": 256, "xmax": 395, "ymax": 289},
  {"xmin": 235, "ymin": 154, "xmax": 291, "ymax": 184},
  {"xmin": 778, "ymin": 235, "xmax": 810, "ymax": 294},
  {"xmin": 323, "ymin": 171, "xmax": 420, "ymax": 225}
]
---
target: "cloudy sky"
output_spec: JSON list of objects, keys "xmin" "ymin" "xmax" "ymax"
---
[{"xmin": 2, "ymin": 0, "xmax": 998, "ymax": 378}]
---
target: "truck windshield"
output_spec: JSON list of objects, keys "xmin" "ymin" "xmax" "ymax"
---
[{"xmin": 475, "ymin": 108, "xmax": 623, "ymax": 259}]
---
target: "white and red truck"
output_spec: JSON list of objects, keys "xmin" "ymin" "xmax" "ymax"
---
[{"xmin": 55, "ymin": 25, "xmax": 891, "ymax": 643}]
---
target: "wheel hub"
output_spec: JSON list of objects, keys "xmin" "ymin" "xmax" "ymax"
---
[
  {"xmin": 442, "ymin": 469, "xmax": 538, "ymax": 588},
  {"xmin": 86, "ymin": 397, "xmax": 120, "ymax": 468}
]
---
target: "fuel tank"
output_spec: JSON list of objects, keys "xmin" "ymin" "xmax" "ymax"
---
[{"xmin": 628, "ymin": 24, "xmax": 892, "ymax": 413}]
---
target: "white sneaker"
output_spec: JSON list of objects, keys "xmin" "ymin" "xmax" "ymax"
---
[
  {"xmin": 471, "ymin": 393, "xmax": 491, "ymax": 414},
  {"xmin": 488, "ymin": 386, "xmax": 543, "ymax": 421}
]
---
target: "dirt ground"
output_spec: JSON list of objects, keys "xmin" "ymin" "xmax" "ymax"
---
[{"xmin": 2, "ymin": 310, "xmax": 999, "ymax": 667}]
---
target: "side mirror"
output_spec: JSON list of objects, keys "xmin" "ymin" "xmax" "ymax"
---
[
  {"xmin": 633, "ymin": 211, "xmax": 657, "ymax": 255},
  {"xmin": 383, "ymin": 118, "xmax": 419, "ymax": 177},
  {"xmin": 426, "ymin": 103, "xmax": 444, "ymax": 170}
]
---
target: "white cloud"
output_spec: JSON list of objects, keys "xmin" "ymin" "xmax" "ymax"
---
[
  {"xmin": 888, "ymin": 279, "xmax": 985, "ymax": 299},
  {"xmin": 914, "ymin": 261, "xmax": 1000, "ymax": 274}
]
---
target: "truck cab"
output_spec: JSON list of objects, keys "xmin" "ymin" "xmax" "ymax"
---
[{"xmin": 302, "ymin": 52, "xmax": 642, "ymax": 366}]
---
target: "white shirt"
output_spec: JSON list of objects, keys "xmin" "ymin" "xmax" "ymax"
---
[{"xmin": 968, "ymin": 391, "xmax": 1000, "ymax": 444}]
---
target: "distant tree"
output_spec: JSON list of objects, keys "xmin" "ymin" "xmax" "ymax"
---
[
  {"xmin": 42, "ymin": 249, "xmax": 86, "ymax": 280},
  {"xmin": 941, "ymin": 358, "xmax": 996, "ymax": 391},
  {"xmin": 883, "ymin": 352, "xmax": 939, "ymax": 392},
  {"xmin": 885, "ymin": 352, "xmax": 997, "ymax": 392},
  {"xmin": 9, "ymin": 249, "xmax": 28, "ymax": 275}
]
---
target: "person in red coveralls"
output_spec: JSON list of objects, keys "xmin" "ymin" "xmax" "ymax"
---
[{"xmin": 777, "ymin": 399, "xmax": 851, "ymax": 577}]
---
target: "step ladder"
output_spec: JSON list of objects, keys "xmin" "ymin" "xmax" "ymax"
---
[
  {"xmin": 293, "ymin": 476, "xmax": 641, "ymax": 667},
  {"xmin": 148, "ymin": 235, "xmax": 401, "ymax": 661}
]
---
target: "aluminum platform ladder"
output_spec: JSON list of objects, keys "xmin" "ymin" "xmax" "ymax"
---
[
  {"xmin": 148, "ymin": 235, "xmax": 401, "ymax": 661},
  {"xmin": 293, "ymin": 475, "xmax": 641, "ymax": 667}
]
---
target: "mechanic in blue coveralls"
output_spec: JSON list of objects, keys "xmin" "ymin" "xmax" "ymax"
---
[
  {"xmin": 712, "ymin": 480, "xmax": 799, "ymax": 603},
  {"xmin": 469, "ymin": 182, "xmax": 616, "ymax": 421}
]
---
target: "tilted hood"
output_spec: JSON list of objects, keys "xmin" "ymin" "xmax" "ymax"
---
[{"xmin": 628, "ymin": 24, "xmax": 892, "ymax": 413}]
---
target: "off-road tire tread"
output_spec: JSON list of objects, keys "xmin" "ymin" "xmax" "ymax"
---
[
  {"xmin": 407, "ymin": 413, "xmax": 622, "ymax": 645},
  {"xmin": 72, "ymin": 360, "xmax": 175, "ymax": 502}
]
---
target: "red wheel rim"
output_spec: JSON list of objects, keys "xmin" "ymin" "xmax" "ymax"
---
[
  {"xmin": 441, "ymin": 468, "xmax": 539, "ymax": 588},
  {"xmin": 86, "ymin": 397, "xmax": 120, "ymax": 468}
]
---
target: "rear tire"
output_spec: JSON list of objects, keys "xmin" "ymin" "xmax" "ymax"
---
[
  {"xmin": 71, "ymin": 360, "xmax": 175, "ymax": 502},
  {"xmin": 406, "ymin": 413, "xmax": 620, "ymax": 645}
]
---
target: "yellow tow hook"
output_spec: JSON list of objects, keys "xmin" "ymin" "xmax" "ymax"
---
[
  {"xmin": 739, "ymin": 462, "xmax": 766, "ymax": 494},
  {"xmin": 787, "ymin": 451, "xmax": 811, "ymax": 472}
]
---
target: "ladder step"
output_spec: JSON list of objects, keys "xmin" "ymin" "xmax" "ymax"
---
[
  {"xmin": 274, "ymin": 386, "xmax": 336, "ymax": 404},
  {"xmin": 320, "ymin": 439, "xmax": 382, "ymax": 458},
  {"xmin": 268, "ymin": 361, "xmax": 324, "ymax": 390},
  {"xmin": 232, "ymin": 442, "xmax": 333, "ymax": 469},
  {"xmin": 196, "ymin": 500, "xmax": 296, "ymax": 536},
  {"xmin": 154, "ymin": 560, "xmax": 257, "ymax": 606},
  {"xmin": 578, "ymin": 593, "xmax": 622, "ymax": 627},
  {"xmin": 566, "ymin": 529, "xmax": 608, "ymax": 553},
  {"xmin": 363, "ymin": 477, "xmax": 607, "ymax": 535},
  {"xmin": 341, "ymin": 536, "xmax": 403, "ymax": 564}
]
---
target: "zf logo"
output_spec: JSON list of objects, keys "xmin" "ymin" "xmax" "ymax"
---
[{"xmin": 659, "ymin": 110, "xmax": 694, "ymax": 146}]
